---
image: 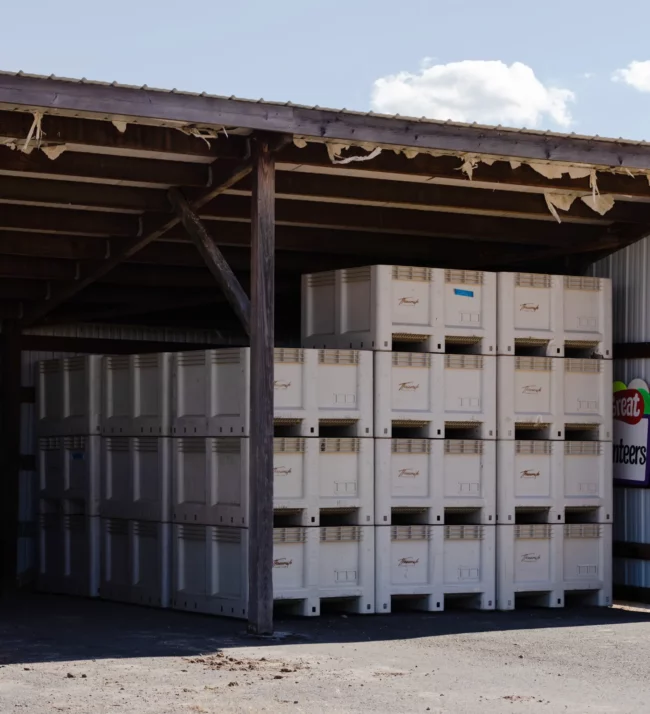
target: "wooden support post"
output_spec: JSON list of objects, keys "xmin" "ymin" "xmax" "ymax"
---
[
  {"xmin": 248, "ymin": 136, "xmax": 276, "ymax": 635},
  {"xmin": 0, "ymin": 320, "xmax": 21, "ymax": 594},
  {"xmin": 168, "ymin": 188, "xmax": 252, "ymax": 334}
]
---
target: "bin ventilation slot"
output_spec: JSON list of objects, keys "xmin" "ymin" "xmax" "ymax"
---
[
  {"xmin": 107, "ymin": 437, "xmax": 129, "ymax": 451},
  {"xmin": 391, "ymin": 506, "xmax": 428, "ymax": 514},
  {"xmin": 564, "ymin": 423, "xmax": 599, "ymax": 431},
  {"xmin": 274, "ymin": 348, "xmax": 304, "ymax": 364},
  {"xmin": 133, "ymin": 354, "xmax": 160, "ymax": 369},
  {"xmin": 565, "ymin": 524, "xmax": 602, "ymax": 538},
  {"xmin": 445, "ymin": 525, "xmax": 484, "ymax": 540},
  {"xmin": 274, "ymin": 438, "xmax": 305, "ymax": 454},
  {"xmin": 514, "ymin": 337, "xmax": 550, "ymax": 347},
  {"xmin": 178, "ymin": 352, "xmax": 207, "ymax": 367},
  {"xmin": 566, "ymin": 359, "xmax": 603, "ymax": 373},
  {"xmin": 321, "ymin": 526, "xmax": 362, "ymax": 542},
  {"xmin": 565, "ymin": 442, "xmax": 602, "ymax": 456},
  {"xmin": 39, "ymin": 437, "xmax": 61, "ymax": 450},
  {"xmin": 318, "ymin": 349, "xmax": 359, "ymax": 365},
  {"xmin": 107, "ymin": 519, "xmax": 129, "ymax": 536},
  {"xmin": 515, "ymin": 356, "xmax": 553, "ymax": 371},
  {"xmin": 319, "ymin": 418, "xmax": 357, "ymax": 427},
  {"xmin": 392, "ymin": 332, "xmax": 428, "ymax": 343},
  {"xmin": 211, "ymin": 350, "xmax": 241, "ymax": 365},
  {"xmin": 178, "ymin": 439, "xmax": 205, "ymax": 453},
  {"xmin": 515, "ymin": 422, "xmax": 551, "ymax": 430},
  {"xmin": 106, "ymin": 356, "xmax": 129, "ymax": 369},
  {"xmin": 515, "ymin": 524, "xmax": 552, "ymax": 539},
  {"xmin": 445, "ymin": 354, "xmax": 483, "ymax": 369},
  {"xmin": 179, "ymin": 525, "xmax": 204, "ymax": 541},
  {"xmin": 64, "ymin": 436, "xmax": 86, "ymax": 450},
  {"xmin": 307, "ymin": 271, "xmax": 335, "ymax": 287},
  {"xmin": 392, "ymin": 438, "xmax": 430, "ymax": 454},
  {"xmin": 445, "ymin": 335, "xmax": 482, "ymax": 345},
  {"xmin": 392, "ymin": 419, "xmax": 430, "ymax": 428},
  {"xmin": 516, "ymin": 441, "xmax": 553, "ymax": 455},
  {"xmin": 516, "ymin": 273, "xmax": 552, "ymax": 288},
  {"xmin": 273, "ymin": 527, "xmax": 306, "ymax": 544},
  {"xmin": 320, "ymin": 438, "xmax": 360, "ymax": 453},
  {"xmin": 134, "ymin": 521, "xmax": 158, "ymax": 538},
  {"xmin": 213, "ymin": 527, "xmax": 242, "ymax": 544},
  {"xmin": 391, "ymin": 525, "xmax": 431, "ymax": 541},
  {"xmin": 274, "ymin": 418, "xmax": 302, "ymax": 426},
  {"xmin": 212, "ymin": 439, "xmax": 242, "ymax": 454},
  {"xmin": 135, "ymin": 438, "xmax": 158, "ymax": 453},
  {"xmin": 393, "ymin": 266, "xmax": 432, "ymax": 282},
  {"xmin": 342, "ymin": 267, "xmax": 372, "ymax": 283},
  {"xmin": 564, "ymin": 276, "xmax": 601, "ymax": 291},
  {"xmin": 392, "ymin": 352, "xmax": 431, "ymax": 367},
  {"xmin": 445, "ymin": 421, "xmax": 483, "ymax": 430},
  {"xmin": 445, "ymin": 440, "xmax": 482, "ymax": 455},
  {"xmin": 565, "ymin": 340, "xmax": 600, "ymax": 350},
  {"xmin": 445, "ymin": 269, "xmax": 483, "ymax": 285}
]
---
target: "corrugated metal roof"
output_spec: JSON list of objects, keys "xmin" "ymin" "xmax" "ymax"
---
[{"xmin": 1, "ymin": 68, "xmax": 647, "ymax": 148}]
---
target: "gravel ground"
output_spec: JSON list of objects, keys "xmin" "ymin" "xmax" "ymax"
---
[{"xmin": 0, "ymin": 594, "xmax": 649, "ymax": 713}]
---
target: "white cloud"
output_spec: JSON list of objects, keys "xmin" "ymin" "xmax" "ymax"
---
[
  {"xmin": 613, "ymin": 61, "xmax": 650, "ymax": 92},
  {"xmin": 371, "ymin": 60, "xmax": 575, "ymax": 128}
]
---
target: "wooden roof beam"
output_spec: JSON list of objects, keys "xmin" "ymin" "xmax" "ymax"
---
[
  {"xmin": 276, "ymin": 143, "xmax": 650, "ymax": 202},
  {"xmin": 0, "ymin": 110, "xmax": 247, "ymax": 161},
  {"xmin": 0, "ymin": 146, "xmax": 210, "ymax": 187},
  {"xmin": 5, "ymin": 73, "xmax": 650, "ymax": 168}
]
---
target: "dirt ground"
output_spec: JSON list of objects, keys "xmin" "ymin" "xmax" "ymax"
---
[{"xmin": 0, "ymin": 595, "xmax": 649, "ymax": 713}]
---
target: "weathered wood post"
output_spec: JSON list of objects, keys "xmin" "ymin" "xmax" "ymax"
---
[{"xmin": 248, "ymin": 135, "xmax": 276, "ymax": 635}]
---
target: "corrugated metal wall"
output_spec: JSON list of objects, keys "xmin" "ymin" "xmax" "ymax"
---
[{"xmin": 594, "ymin": 237, "xmax": 650, "ymax": 591}]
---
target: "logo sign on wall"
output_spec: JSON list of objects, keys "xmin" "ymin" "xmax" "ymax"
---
[{"xmin": 613, "ymin": 379, "xmax": 650, "ymax": 486}]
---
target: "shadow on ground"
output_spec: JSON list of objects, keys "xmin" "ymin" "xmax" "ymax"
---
[{"xmin": 1, "ymin": 593, "xmax": 648, "ymax": 667}]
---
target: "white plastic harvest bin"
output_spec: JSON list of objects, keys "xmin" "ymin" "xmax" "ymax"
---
[
  {"xmin": 375, "ymin": 524, "xmax": 495, "ymax": 613},
  {"xmin": 172, "ymin": 348, "xmax": 373, "ymax": 437},
  {"xmin": 274, "ymin": 437, "xmax": 374, "ymax": 525},
  {"xmin": 101, "ymin": 437, "xmax": 172, "ymax": 522},
  {"xmin": 102, "ymin": 353, "xmax": 171, "ymax": 436},
  {"xmin": 374, "ymin": 439, "xmax": 496, "ymax": 524},
  {"xmin": 497, "ymin": 357, "xmax": 613, "ymax": 440},
  {"xmin": 172, "ymin": 525, "xmax": 320, "ymax": 618},
  {"xmin": 374, "ymin": 352, "xmax": 496, "ymax": 438},
  {"xmin": 497, "ymin": 441, "xmax": 613, "ymax": 524},
  {"xmin": 563, "ymin": 523, "xmax": 612, "ymax": 606},
  {"xmin": 302, "ymin": 266, "xmax": 497, "ymax": 354},
  {"xmin": 37, "ymin": 501, "xmax": 100, "ymax": 597},
  {"xmin": 497, "ymin": 273, "xmax": 612, "ymax": 357},
  {"xmin": 496, "ymin": 524, "xmax": 562, "ymax": 610},
  {"xmin": 37, "ymin": 356, "xmax": 102, "ymax": 436},
  {"xmin": 101, "ymin": 519, "xmax": 171, "ymax": 608},
  {"xmin": 38, "ymin": 435, "xmax": 101, "ymax": 515}
]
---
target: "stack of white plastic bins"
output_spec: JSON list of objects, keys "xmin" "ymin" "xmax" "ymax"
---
[
  {"xmin": 496, "ymin": 273, "xmax": 613, "ymax": 610},
  {"xmin": 36, "ymin": 356, "xmax": 102, "ymax": 597},
  {"xmin": 302, "ymin": 265, "xmax": 498, "ymax": 613},
  {"xmin": 100, "ymin": 353, "xmax": 172, "ymax": 608},
  {"xmin": 170, "ymin": 347, "xmax": 375, "ymax": 618}
]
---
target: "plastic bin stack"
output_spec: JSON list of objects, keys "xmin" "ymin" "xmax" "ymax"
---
[
  {"xmin": 302, "ymin": 266, "xmax": 499, "ymax": 613},
  {"xmin": 495, "ymin": 273, "xmax": 613, "ymax": 609},
  {"xmin": 100, "ymin": 353, "xmax": 173, "ymax": 608},
  {"xmin": 36, "ymin": 356, "xmax": 102, "ymax": 598},
  {"xmin": 170, "ymin": 347, "xmax": 375, "ymax": 617}
]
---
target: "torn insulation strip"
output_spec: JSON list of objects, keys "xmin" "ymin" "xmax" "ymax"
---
[{"xmin": 544, "ymin": 191, "xmax": 580, "ymax": 223}]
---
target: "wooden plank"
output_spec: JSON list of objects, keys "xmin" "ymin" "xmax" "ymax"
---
[
  {"xmin": 277, "ymin": 143, "xmax": 650, "ymax": 201},
  {"xmin": 231, "ymin": 171, "xmax": 648, "ymax": 224},
  {"xmin": 19, "ymin": 334, "xmax": 234, "ymax": 354},
  {"xmin": 21, "ymin": 158, "xmax": 254, "ymax": 326},
  {"xmin": 0, "ymin": 204, "xmax": 138, "ymax": 236},
  {"xmin": 0, "ymin": 110, "xmax": 247, "ymax": 160},
  {"xmin": 0, "ymin": 146, "xmax": 209, "ymax": 187},
  {"xmin": 168, "ymin": 188, "xmax": 251, "ymax": 334},
  {"xmin": 613, "ymin": 541, "xmax": 650, "ymax": 561},
  {"xmin": 5, "ymin": 73, "xmax": 650, "ymax": 168},
  {"xmin": 248, "ymin": 136, "xmax": 275, "ymax": 635},
  {"xmin": 614, "ymin": 343, "xmax": 650, "ymax": 359},
  {"xmin": 0, "ymin": 320, "xmax": 21, "ymax": 591},
  {"xmin": 0, "ymin": 175, "xmax": 168, "ymax": 212},
  {"xmin": 0, "ymin": 231, "xmax": 111, "ymax": 260},
  {"xmin": 201, "ymin": 195, "xmax": 601, "ymax": 246}
]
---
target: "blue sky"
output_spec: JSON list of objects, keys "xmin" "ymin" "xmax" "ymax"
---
[{"xmin": 3, "ymin": 0, "xmax": 650, "ymax": 139}]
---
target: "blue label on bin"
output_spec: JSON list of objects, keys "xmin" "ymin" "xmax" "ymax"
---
[
  {"xmin": 71, "ymin": 452, "xmax": 85, "ymax": 461},
  {"xmin": 454, "ymin": 288, "xmax": 474, "ymax": 298}
]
